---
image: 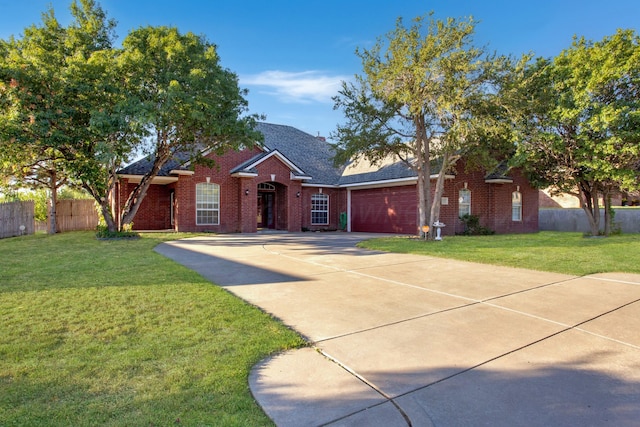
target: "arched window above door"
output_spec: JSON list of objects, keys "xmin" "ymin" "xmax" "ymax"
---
[{"xmin": 258, "ymin": 182, "xmax": 276, "ymax": 191}]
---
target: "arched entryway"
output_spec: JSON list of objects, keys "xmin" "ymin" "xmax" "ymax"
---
[{"xmin": 257, "ymin": 182, "xmax": 288, "ymax": 230}]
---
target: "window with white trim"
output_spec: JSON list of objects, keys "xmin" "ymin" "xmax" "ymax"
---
[
  {"xmin": 311, "ymin": 193, "xmax": 329, "ymax": 225},
  {"xmin": 512, "ymin": 191, "xmax": 522, "ymax": 221},
  {"xmin": 196, "ymin": 182, "xmax": 220, "ymax": 225},
  {"xmin": 458, "ymin": 188, "xmax": 471, "ymax": 217}
]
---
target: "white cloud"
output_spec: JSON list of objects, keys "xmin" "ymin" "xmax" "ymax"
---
[{"xmin": 241, "ymin": 70, "xmax": 350, "ymax": 104}]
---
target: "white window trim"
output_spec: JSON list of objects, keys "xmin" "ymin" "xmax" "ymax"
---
[
  {"xmin": 196, "ymin": 182, "xmax": 220, "ymax": 225},
  {"xmin": 459, "ymin": 188, "xmax": 471, "ymax": 218},
  {"xmin": 311, "ymin": 193, "xmax": 329, "ymax": 225},
  {"xmin": 512, "ymin": 191, "xmax": 523, "ymax": 222}
]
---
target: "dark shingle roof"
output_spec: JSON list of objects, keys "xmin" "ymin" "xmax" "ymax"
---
[
  {"xmin": 118, "ymin": 122, "xmax": 514, "ymax": 186},
  {"xmin": 118, "ymin": 122, "xmax": 344, "ymax": 184},
  {"xmin": 484, "ymin": 161, "xmax": 513, "ymax": 182},
  {"xmin": 254, "ymin": 123, "xmax": 344, "ymax": 185},
  {"xmin": 118, "ymin": 151, "xmax": 192, "ymax": 176}
]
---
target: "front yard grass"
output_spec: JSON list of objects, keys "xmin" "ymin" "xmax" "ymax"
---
[
  {"xmin": 0, "ymin": 232, "xmax": 305, "ymax": 426},
  {"xmin": 358, "ymin": 231, "xmax": 640, "ymax": 276}
]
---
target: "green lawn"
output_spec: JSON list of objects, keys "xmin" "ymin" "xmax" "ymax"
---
[
  {"xmin": 358, "ymin": 231, "xmax": 640, "ymax": 276},
  {"xmin": 0, "ymin": 232, "xmax": 305, "ymax": 427}
]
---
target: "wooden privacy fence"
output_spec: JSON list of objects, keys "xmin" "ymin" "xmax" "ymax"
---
[
  {"xmin": 0, "ymin": 201, "xmax": 35, "ymax": 239},
  {"xmin": 53, "ymin": 199, "xmax": 99, "ymax": 232}
]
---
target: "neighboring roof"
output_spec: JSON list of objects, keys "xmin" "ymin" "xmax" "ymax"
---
[{"xmin": 339, "ymin": 155, "xmax": 416, "ymax": 186}]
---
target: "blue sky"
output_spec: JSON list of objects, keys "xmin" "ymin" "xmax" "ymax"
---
[{"xmin": 1, "ymin": 0, "xmax": 638, "ymax": 140}]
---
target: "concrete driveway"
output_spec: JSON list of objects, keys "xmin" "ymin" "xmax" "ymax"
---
[{"xmin": 155, "ymin": 232, "xmax": 640, "ymax": 427}]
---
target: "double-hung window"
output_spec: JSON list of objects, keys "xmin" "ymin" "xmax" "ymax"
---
[
  {"xmin": 512, "ymin": 191, "xmax": 522, "ymax": 221},
  {"xmin": 196, "ymin": 182, "xmax": 220, "ymax": 225},
  {"xmin": 311, "ymin": 193, "xmax": 329, "ymax": 225},
  {"xmin": 458, "ymin": 188, "xmax": 471, "ymax": 217}
]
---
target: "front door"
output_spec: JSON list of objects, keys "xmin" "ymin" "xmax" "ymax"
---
[{"xmin": 257, "ymin": 192, "xmax": 275, "ymax": 229}]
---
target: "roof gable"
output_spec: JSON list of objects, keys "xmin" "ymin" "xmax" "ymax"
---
[
  {"xmin": 230, "ymin": 149, "xmax": 311, "ymax": 179},
  {"xmin": 255, "ymin": 123, "xmax": 343, "ymax": 185}
]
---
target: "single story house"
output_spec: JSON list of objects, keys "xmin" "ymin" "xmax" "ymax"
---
[{"xmin": 116, "ymin": 122, "xmax": 538, "ymax": 235}]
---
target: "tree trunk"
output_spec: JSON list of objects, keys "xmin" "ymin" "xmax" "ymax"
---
[
  {"xmin": 120, "ymin": 141, "xmax": 171, "ymax": 230},
  {"xmin": 430, "ymin": 152, "xmax": 449, "ymax": 225},
  {"xmin": 417, "ymin": 168, "xmax": 429, "ymax": 238},
  {"xmin": 82, "ymin": 168, "xmax": 119, "ymax": 233},
  {"xmin": 603, "ymin": 189, "xmax": 612, "ymax": 237},
  {"xmin": 415, "ymin": 116, "xmax": 431, "ymax": 238},
  {"xmin": 579, "ymin": 183, "xmax": 600, "ymax": 236},
  {"xmin": 100, "ymin": 201, "xmax": 118, "ymax": 232},
  {"xmin": 430, "ymin": 152, "xmax": 460, "ymax": 229}
]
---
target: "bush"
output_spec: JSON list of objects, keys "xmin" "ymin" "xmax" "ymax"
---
[
  {"xmin": 95, "ymin": 223, "xmax": 139, "ymax": 239},
  {"xmin": 457, "ymin": 214, "xmax": 495, "ymax": 236}
]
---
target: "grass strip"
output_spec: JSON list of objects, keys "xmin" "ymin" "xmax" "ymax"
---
[{"xmin": 358, "ymin": 231, "xmax": 640, "ymax": 276}]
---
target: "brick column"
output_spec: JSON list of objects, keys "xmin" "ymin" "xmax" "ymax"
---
[{"xmin": 239, "ymin": 178, "xmax": 257, "ymax": 233}]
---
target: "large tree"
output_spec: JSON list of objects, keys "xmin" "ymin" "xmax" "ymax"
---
[
  {"xmin": 0, "ymin": 0, "xmax": 115, "ymax": 233},
  {"xmin": 2, "ymin": 1, "xmax": 262, "ymax": 233},
  {"xmin": 513, "ymin": 30, "xmax": 640, "ymax": 236},
  {"xmin": 332, "ymin": 14, "xmax": 514, "ymax": 237},
  {"xmin": 108, "ymin": 26, "xmax": 263, "ymax": 230}
]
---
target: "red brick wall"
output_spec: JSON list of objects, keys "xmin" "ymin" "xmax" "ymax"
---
[
  {"xmin": 252, "ymin": 156, "xmax": 303, "ymax": 232},
  {"xmin": 345, "ymin": 161, "xmax": 538, "ymax": 236},
  {"xmin": 118, "ymin": 151, "xmax": 538, "ymax": 235},
  {"xmin": 117, "ymin": 181, "xmax": 173, "ymax": 230},
  {"xmin": 438, "ymin": 162, "xmax": 538, "ymax": 235},
  {"xmin": 176, "ymin": 149, "xmax": 260, "ymax": 233},
  {"xmin": 237, "ymin": 177, "xmax": 256, "ymax": 233},
  {"xmin": 300, "ymin": 187, "xmax": 344, "ymax": 231},
  {"xmin": 122, "ymin": 147, "xmax": 314, "ymax": 233}
]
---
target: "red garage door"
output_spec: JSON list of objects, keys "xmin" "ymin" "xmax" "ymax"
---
[{"xmin": 351, "ymin": 185, "xmax": 417, "ymax": 234}]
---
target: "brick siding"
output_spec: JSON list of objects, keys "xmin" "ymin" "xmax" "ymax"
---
[{"xmin": 118, "ymin": 150, "xmax": 537, "ymax": 235}]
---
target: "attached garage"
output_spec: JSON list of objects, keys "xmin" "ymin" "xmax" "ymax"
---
[
  {"xmin": 120, "ymin": 123, "xmax": 539, "ymax": 236},
  {"xmin": 350, "ymin": 185, "xmax": 417, "ymax": 234}
]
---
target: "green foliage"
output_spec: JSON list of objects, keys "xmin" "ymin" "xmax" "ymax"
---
[
  {"xmin": 115, "ymin": 26, "xmax": 263, "ymax": 229},
  {"xmin": 359, "ymin": 232, "xmax": 640, "ymax": 276},
  {"xmin": 457, "ymin": 214, "xmax": 495, "ymax": 235},
  {"xmin": 1, "ymin": 1, "xmax": 262, "ymax": 233},
  {"xmin": 0, "ymin": 0, "xmax": 117, "ymax": 233},
  {"xmin": 512, "ymin": 29, "xmax": 640, "ymax": 236},
  {"xmin": 0, "ymin": 232, "xmax": 304, "ymax": 425},
  {"xmin": 0, "ymin": 189, "xmax": 48, "ymax": 222},
  {"xmin": 0, "ymin": 187, "xmax": 93, "ymax": 223},
  {"xmin": 332, "ymin": 12, "xmax": 517, "ymax": 235},
  {"xmin": 59, "ymin": 186, "xmax": 92, "ymax": 200},
  {"xmin": 95, "ymin": 224, "xmax": 139, "ymax": 239}
]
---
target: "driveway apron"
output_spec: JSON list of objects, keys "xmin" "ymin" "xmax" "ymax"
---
[{"xmin": 155, "ymin": 233, "xmax": 640, "ymax": 427}]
